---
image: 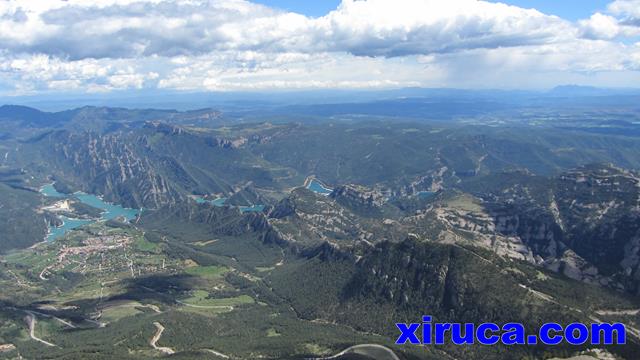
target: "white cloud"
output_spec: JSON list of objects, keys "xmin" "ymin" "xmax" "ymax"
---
[
  {"xmin": 0, "ymin": 0, "xmax": 578, "ymax": 60},
  {"xmin": 608, "ymin": 0, "xmax": 640, "ymax": 25},
  {"xmin": 157, "ymin": 52, "xmax": 429, "ymax": 91},
  {"xmin": 579, "ymin": 11, "xmax": 640, "ymax": 40},
  {"xmin": 314, "ymin": 0, "xmax": 575, "ymax": 56},
  {"xmin": 0, "ymin": 0, "xmax": 638, "ymax": 93},
  {"xmin": 580, "ymin": 13, "xmax": 624, "ymax": 40},
  {"xmin": 0, "ymin": 54, "xmax": 160, "ymax": 94}
]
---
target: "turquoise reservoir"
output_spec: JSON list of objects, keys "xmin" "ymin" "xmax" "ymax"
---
[{"xmin": 41, "ymin": 184, "xmax": 139, "ymax": 241}]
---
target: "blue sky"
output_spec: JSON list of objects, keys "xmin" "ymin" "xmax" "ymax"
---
[
  {"xmin": 496, "ymin": 0, "xmax": 611, "ymax": 20},
  {"xmin": 0, "ymin": 0, "xmax": 638, "ymax": 95},
  {"xmin": 251, "ymin": 0, "xmax": 341, "ymax": 17},
  {"xmin": 253, "ymin": 0, "xmax": 611, "ymax": 20}
]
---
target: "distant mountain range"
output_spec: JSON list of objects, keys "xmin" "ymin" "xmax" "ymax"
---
[
  {"xmin": 1, "ymin": 103, "xmax": 640, "ymax": 359},
  {"xmin": 3, "ymin": 86, "xmax": 640, "ymax": 112}
]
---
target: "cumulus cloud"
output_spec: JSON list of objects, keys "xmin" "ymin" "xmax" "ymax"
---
[
  {"xmin": 578, "ymin": 3, "xmax": 640, "ymax": 41},
  {"xmin": 608, "ymin": 0, "xmax": 640, "ymax": 26},
  {"xmin": 0, "ymin": 0, "xmax": 576, "ymax": 60},
  {"xmin": 315, "ymin": 0, "xmax": 575, "ymax": 57},
  {"xmin": 579, "ymin": 13, "xmax": 625, "ymax": 40},
  {"xmin": 0, "ymin": 0, "xmax": 294, "ymax": 59},
  {"xmin": 0, "ymin": 0, "xmax": 638, "ymax": 93}
]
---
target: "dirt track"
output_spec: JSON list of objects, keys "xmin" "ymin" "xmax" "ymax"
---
[
  {"xmin": 25, "ymin": 312, "xmax": 56, "ymax": 347},
  {"xmin": 150, "ymin": 322, "xmax": 174, "ymax": 355}
]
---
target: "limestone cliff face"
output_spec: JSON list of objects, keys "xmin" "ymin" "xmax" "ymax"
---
[
  {"xmin": 446, "ymin": 165, "xmax": 640, "ymax": 293},
  {"xmin": 32, "ymin": 120, "xmax": 298, "ymax": 217},
  {"xmin": 330, "ymin": 184, "xmax": 386, "ymax": 208},
  {"xmin": 46, "ymin": 130, "xmax": 183, "ymax": 209},
  {"xmin": 268, "ymin": 197, "xmax": 297, "ymax": 219},
  {"xmin": 265, "ymin": 165, "xmax": 640, "ymax": 293},
  {"xmin": 338, "ymin": 238, "xmax": 570, "ymax": 330},
  {"xmin": 489, "ymin": 206, "xmax": 564, "ymax": 259}
]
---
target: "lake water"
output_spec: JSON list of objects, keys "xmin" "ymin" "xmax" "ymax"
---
[
  {"xmin": 46, "ymin": 216, "xmax": 93, "ymax": 241},
  {"xmin": 40, "ymin": 184, "xmax": 66, "ymax": 198},
  {"xmin": 74, "ymin": 192, "xmax": 138, "ymax": 221},
  {"xmin": 195, "ymin": 197, "xmax": 227, "ymax": 207},
  {"xmin": 194, "ymin": 196, "xmax": 264, "ymax": 213},
  {"xmin": 306, "ymin": 179, "xmax": 333, "ymax": 195},
  {"xmin": 41, "ymin": 184, "xmax": 139, "ymax": 241},
  {"xmin": 211, "ymin": 198, "xmax": 228, "ymax": 207}
]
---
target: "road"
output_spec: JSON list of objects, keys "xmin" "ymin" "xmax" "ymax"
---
[
  {"xmin": 313, "ymin": 344, "xmax": 400, "ymax": 360},
  {"xmin": 202, "ymin": 348, "xmax": 230, "ymax": 359},
  {"xmin": 595, "ymin": 308, "xmax": 640, "ymax": 316},
  {"xmin": 25, "ymin": 312, "xmax": 56, "ymax": 347},
  {"xmin": 150, "ymin": 322, "xmax": 175, "ymax": 355}
]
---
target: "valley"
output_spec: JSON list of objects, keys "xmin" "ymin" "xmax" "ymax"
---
[
  {"xmin": 1, "ymin": 104, "xmax": 640, "ymax": 359},
  {"xmin": 3, "ymin": 0, "xmax": 640, "ymax": 357}
]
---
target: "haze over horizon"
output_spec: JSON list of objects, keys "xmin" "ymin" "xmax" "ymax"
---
[{"xmin": 0, "ymin": 0, "xmax": 639, "ymax": 98}]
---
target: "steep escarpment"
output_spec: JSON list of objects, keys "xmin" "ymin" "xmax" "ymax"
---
[
  {"xmin": 551, "ymin": 165, "xmax": 640, "ymax": 292},
  {"xmin": 23, "ymin": 122, "xmax": 292, "ymax": 209},
  {"xmin": 268, "ymin": 238, "xmax": 640, "ymax": 360},
  {"xmin": 41, "ymin": 130, "xmax": 183, "ymax": 209},
  {"xmin": 261, "ymin": 163, "xmax": 640, "ymax": 295},
  {"xmin": 455, "ymin": 164, "xmax": 640, "ymax": 293},
  {"xmin": 329, "ymin": 184, "xmax": 392, "ymax": 218},
  {"xmin": 487, "ymin": 204, "xmax": 565, "ymax": 261},
  {"xmin": 553, "ymin": 166, "xmax": 640, "ymax": 264}
]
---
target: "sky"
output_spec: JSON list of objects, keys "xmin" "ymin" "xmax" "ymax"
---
[
  {"xmin": 0, "ymin": 0, "xmax": 639, "ymax": 96},
  {"xmin": 253, "ymin": 1, "xmax": 613, "ymax": 21},
  {"xmin": 250, "ymin": 1, "xmax": 342, "ymax": 17},
  {"xmin": 491, "ymin": 1, "xmax": 612, "ymax": 21}
]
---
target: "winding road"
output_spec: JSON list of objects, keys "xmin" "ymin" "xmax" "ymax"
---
[
  {"xmin": 312, "ymin": 344, "xmax": 400, "ymax": 360},
  {"xmin": 25, "ymin": 312, "xmax": 56, "ymax": 347},
  {"xmin": 150, "ymin": 322, "xmax": 175, "ymax": 355}
]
